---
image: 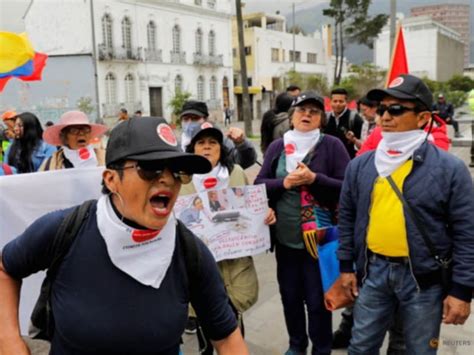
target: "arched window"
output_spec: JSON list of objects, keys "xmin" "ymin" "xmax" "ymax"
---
[
  {"xmin": 124, "ymin": 73, "xmax": 135, "ymax": 103},
  {"xmin": 197, "ymin": 76, "xmax": 205, "ymax": 101},
  {"xmin": 175, "ymin": 75, "xmax": 183, "ymax": 93},
  {"xmin": 122, "ymin": 16, "xmax": 132, "ymax": 56},
  {"xmin": 172, "ymin": 25, "xmax": 181, "ymax": 53},
  {"xmin": 195, "ymin": 28, "xmax": 203, "ymax": 55},
  {"xmin": 210, "ymin": 76, "xmax": 217, "ymax": 100},
  {"xmin": 102, "ymin": 14, "xmax": 113, "ymax": 49},
  {"xmin": 105, "ymin": 72, "xmax": 116, "ymax": 104},
  {"xmin": 208, "ymin": 30, "xmax": 216, "ymax": 56},
  {"xmin": 147, "ymin": 21, "xmax": 156, "ymax": 50}
]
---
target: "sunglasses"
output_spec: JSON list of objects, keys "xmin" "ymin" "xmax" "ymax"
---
[
  {"xmin": 66, "ymin": 125, "xmax": 92, "ymax": 135},
  {"xmin": 377, "ymin": 104, "xmax": 417, "ymax": 117},
  {"xmin": 295, "ymin": 106, "xmax": 322, "ymax": 116},
  {"xmin": 119, "ymin": 162, "xmax": 191, "ymax": 184}
]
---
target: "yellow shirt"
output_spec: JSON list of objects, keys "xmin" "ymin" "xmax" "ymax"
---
[{"xmin": 366, "ymin": 160, "xmax": 413, "ymax": 257}]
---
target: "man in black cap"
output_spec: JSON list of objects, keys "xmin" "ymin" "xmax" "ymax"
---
[
  {"xmin": 324, "ymin": 88, "xmax": 364, "ymax": 158},
  {"xmin": 179, "ymin": 100, "xmax": 257, "ymax": 169},
  {"xmin": 433, "ymin": 93, "xmax": 462, "ymax": 138},
  {"xmin": 0, "ymin": 117, "xmax": 249, "ymax": 355},
  {"xmin": 337, "ymin": 74, "xmax": 474, "ymax": 354}
]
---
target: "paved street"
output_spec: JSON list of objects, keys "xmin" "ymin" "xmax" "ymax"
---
[{"xmin": 26, "ymin": 113, "xmax": 474, "ymax": 355}]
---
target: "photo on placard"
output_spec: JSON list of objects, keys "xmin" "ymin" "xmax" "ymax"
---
[{"xmin": 207, "ymin": 189, "xmax": 228, "ymax": 212}]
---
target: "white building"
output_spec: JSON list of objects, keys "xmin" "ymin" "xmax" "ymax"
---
[
  {"xmin": 23, "ymin": 0, "xmax": 234, "ymax": 123},
  {"xmin": 232, "ymin": 12, "xmax": 338, "ymax": 120},
  {"xmin": 374, "ymin": 16, "xmax": 464, "ymax": 81}
]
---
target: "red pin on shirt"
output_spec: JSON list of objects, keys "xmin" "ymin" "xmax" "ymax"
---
[
  {"xmin": 78, "ymin": 148, "xmax": 90, "ymax": 160},
  {"xmin": 285, "ymin": 143, "xmax": 296, "ymax": 155},
  {"xmin": 203, "ymin": 177, "xmax": 218, "ymax": 189},
  {"xmin": 132, "ymin": 229, "xmax": 160, "ymax": 243}
]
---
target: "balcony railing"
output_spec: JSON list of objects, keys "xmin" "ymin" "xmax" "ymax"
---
[
  {"xmin": 208, "ymin": 54, "xmax": 223, "ymax": 66},
  {"xmin": 144, "ymin": 48, "xmax": 163, "ymax": 62},
  {"xmin": 170, "ymin": 51, "xmax": 186, "ymax": 64},
  {"xmin": 98, "ymin": 44, "xmax": 142, "ymax": 61},
  {"xmin": 193, "ymin": 53, "xmax": 223, "ymax": 66},
  {"xmin": 193, "ymin": 52, "xmax": 207, "ymax": 65}
]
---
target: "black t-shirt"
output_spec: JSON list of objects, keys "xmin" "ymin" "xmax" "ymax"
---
[
  {"xmin": 2, "ymin": 203, "xmax": 237, "ymax": 354},
  {"xmin": 324, "ymin": 109, "xmax": 363, "ymax": 158}
]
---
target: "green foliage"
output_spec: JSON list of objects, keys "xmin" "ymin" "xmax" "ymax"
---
[
  {"xmin": 76, "ymin": 96, "xmax": 94, "ymax": 115},
  {"xmin": 287, "ymin": 25, "xmax": 307, "ymax": 36},
  {"xmin": 446, "ymin": 75, "xmax": 474, "ymax": 92},
  {"xmin": 168, "ymin": 90, "xmax": 192, "ymax": 125},
  {"xmin": 439, "ymin": 91, "xmax": 467, "ymax": 109},
  {"xmin": 334, "ymin": 63, "xmax": 386, "ymax": 99},
  {"xmin": 284, "ymin": 71, "xmax": 329, "ymax": 96}
]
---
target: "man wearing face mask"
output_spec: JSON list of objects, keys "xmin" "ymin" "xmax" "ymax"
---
[
  {"xmin": 179, "ymin": 101, "xmax": 257, "ymax": 169},
  {"xmin": 337, "ymin": 74, "xmax": 474, "ymax": 355}
]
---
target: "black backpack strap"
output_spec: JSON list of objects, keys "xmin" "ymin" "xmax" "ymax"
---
[{"xmin": 176, "ymin": 220, "xmax": 202, "ymax": 304}]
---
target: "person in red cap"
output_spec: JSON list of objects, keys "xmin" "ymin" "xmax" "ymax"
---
[{"xmin": 39, "ymin": 111, "xmax": 108, "ymax": 171}]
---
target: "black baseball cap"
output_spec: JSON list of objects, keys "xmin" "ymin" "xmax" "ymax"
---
[
  {"xmin": 367, "ymin": 74, "xmax": 433, "ymax": 110},
  {"xmin": 291, "ymin": 91, "xmax": 325, "ymax": 111},
  {"xmin": 188, "ymin": 121, "xmax": 224, "ymax": 148},
  {"xmin": 106, "ymin": 117, "xmax": 212, "ymax": 174},
  {"xmin": 180, "ymin": 100, "xmax": 209, "ymax": 119}
]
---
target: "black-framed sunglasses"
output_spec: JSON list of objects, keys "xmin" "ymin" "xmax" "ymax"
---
[
  {"xmin": 66, "ymin": 125, "xmax": 92, "ymax": 135},
  {"xmin": 118, "ymin": 162, "xmax": 191, "ymax": 184},
  {"xmin": 376, "ymin": 104, "xmax": 417, "ymax": 117}
]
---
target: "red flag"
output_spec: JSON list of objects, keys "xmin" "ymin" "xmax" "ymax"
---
[
  {"xmin": 0, "ymin": 77, "xmax": 12, "ymax": 92},
  {"xmin": 386, "ymin": 26, "xmax": 409, "ymax": 87},
  {"xmin": 20, "ymin": 52, "xmax": 48, "ymax": 81}
]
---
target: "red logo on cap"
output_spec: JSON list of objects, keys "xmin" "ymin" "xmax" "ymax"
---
[
  {"xmin": 285, "ymin": 143, "xmax": 296, "ymax": 155},
  {"xmin": 201, "ymin": 122, "xmax": 213, "ymax": 129},
  {"xmin": 157, "ymin": 123, "xmax": 177, "ymax": 146},
  {"xmin": 203, "ymin": 177, "xmax": 218, "ymax": 189},
  {"xmin": 389, "ymin": 77, "xmax": 404, "ymax": 88},
  {"xmin": 78, "ymin": 148, "xmax": 90, "ymax": 160},
  {"xmin": 131, "ymin": 229, "xmax": 160, "ymax": 243}
]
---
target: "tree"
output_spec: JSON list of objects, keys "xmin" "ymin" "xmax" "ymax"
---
[
  {"xmin": 76, "ymin": 96, "xmax": 94, "ymax": 115},
  {"xmin": 334, "ymin": 63, "xmax": 386, "ymax": 99},
  {"xmin": 168, "ymin": 90, "xmax": 192, "ymax": 126},
  {"xmin": 323, "ymin": 0, "xmax": 388, "ymax": 85},
  {"xmin": 446, "ymin": 75, "xmax": 474, "ymax": 92},
  {"xmin": 287, "ymin": 25, "xmax": 306, "ymax": 36}
]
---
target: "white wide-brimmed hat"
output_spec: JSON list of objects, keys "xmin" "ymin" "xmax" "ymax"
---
[{"xmin": 43, "ymin": 111, "xmax": 108, "ymax": 146}]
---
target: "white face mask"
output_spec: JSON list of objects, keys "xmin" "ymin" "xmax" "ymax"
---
[
  {"xmin": 96, "ymin": 195, "xmax": 176, "ymax": 288},
  {"xmin": 62, "ymin": 145, "xmax": 98, "ymax": 168},
  {"xmin": 375, "ymin": 130, "xmax": 427, "ymax": 177},
  {"xmin": 283, "ymin": 128, "xmax": 320, "ymax": 172}
]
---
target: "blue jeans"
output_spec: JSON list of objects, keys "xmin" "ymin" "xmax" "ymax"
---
[
  {"xmin": 349, "ymin": 254, "xmax": 443, "ymax": 355},
  {"xmin": 276, "ymin": 243, "xmax": 332, "ymax": 355}
]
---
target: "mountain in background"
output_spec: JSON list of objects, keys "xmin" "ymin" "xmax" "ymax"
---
[{"xmin": 286, "ymin": 0, "xmax": 473, "ymax": 65}]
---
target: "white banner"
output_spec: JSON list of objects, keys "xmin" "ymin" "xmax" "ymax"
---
[
  {"xmin": 174, "ymin": 184, "xmax": 271, "ymax": 261},
  {"xmin": 0, "ymin": 167, "xmax": 104, "ymax": 334}
]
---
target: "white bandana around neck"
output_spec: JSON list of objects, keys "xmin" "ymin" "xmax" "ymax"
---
[
  {"xmin": 96, "ymin": 195, "xmax": 176, "ymax": 289},
  {"xmin": 181, "ymin": 132, "xmax": 191, "ymax": 151},
  {"xmin": 283, "ymin": 128, "xmax": 320, "ymax": 173},
  {"xmin": 63, "ymin": 145, "xmax": 98, "ymax": 168},
  {"xmin": 192, "ymin": 163, "xmax": 230, "ymax": 193},
  {"xmin": 375, "ymin": 130, "xmax": 426, "ymax": 177}
]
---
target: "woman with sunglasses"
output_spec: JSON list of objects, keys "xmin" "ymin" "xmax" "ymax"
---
[
  {"xmin": 255, "ymin": 92, "xmax": 350, "ymax": 355},
  {"xmin": 181, "ymin": 122, "xmax": 276, "ymax": 354},
  {"xmin": 4, "ymin": 112, "xmax": 56, "ymax": 173},
  {"xmin": 39, "ymin": 111, "xmax": 108, "ymax": 171},
  {"xmin": 0, "ymin": 117, "xmax": 249, "ymax": 355}
]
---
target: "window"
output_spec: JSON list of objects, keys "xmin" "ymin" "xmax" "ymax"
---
[
  {"xmin": 197, "ymin": 76, "xmax": 205, "ymax": 101},
  {"xmin": 147, "ymin": 21, "xmax": 156, "ymax": 50},
  {"xmin": 210, "ymin": 76, "xmax": 217, "ymax": 100},
  {"xmin": 271, "ymin": 48, "xmax": 279, "ymax": 62},
  {"xmin": 105, "ymin": 72, "xmax": 116, "ymax": 104},
  {"xmin": 102, "ymin": 14, "xmax": 113, "ymax": 49},
  {"xmin": 172, "ymin": 25, "xmax": 181, "ymax": 53},
  {"xmin": 207, "ymin": 0, "xmax": 216, "ymax": 9},
  {"xmin": 124, "ymin": 73, "xmax": 135, "ymax": 103},
  {"xmin": 195, "ymin": 0, "xmax": 202, "ymax": 5},
  {"xmin": 289, "ymin": 50, "xmax": 301, "ymax": 62},
  {"xmin": 244, "ymin": 46, "xmax": 252, "ymax": 55},
  {"xmin": 307, "ymin": 53, "xmax": 317, "ymax": 64},
  {"xmin": 175, "ymin": 75, "xmax": 183, "ymax": 93},
  {"xmin": 208, "ymin": 30, "xmax": 216, "ymax": 56},
  {"xmin": 282, "ymin": 49, "xmax": 286, "ymax": 61},
  {"xmin": 122, "ymin": 16, "xmax": 132, "ymax": 56},
  {"xmin": 195, "ymin": 28, "xmax": 203, "ymax": 55}
]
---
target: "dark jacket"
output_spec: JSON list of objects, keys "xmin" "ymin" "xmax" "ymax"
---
[
  {"xmin": 324, "ymin": 109, "xmax": 363, "ymax": 158},
  {"xmin": 432, "ymin": 102, "xmax": 454, "ymax": 121},
  {"xmin": 255, "ymin": 134, "xmax": 350, "ymax": 210},
  {"xmin": 337, "ymin": 142, "xmax": 474, "ymax": 302}
]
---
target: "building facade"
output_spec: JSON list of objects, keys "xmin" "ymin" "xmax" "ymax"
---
[
  {"xmin": 20, "ymin": 0, "xmax": 233, "ymax": 124},
  {"xmin": 374, "ymin": 16, "xmax": 464, "ymax": 81},
  {"xmin": 232, "ymin": 12, "xmax": 336, "ymax": 120},
  {"xmin": 411, "ymin": 3, "xmax": 470, "ymax": 66}
]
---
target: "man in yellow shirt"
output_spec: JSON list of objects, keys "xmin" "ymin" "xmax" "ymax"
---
[{"xmin": 338, "ymin": 74, "xmax": 474, "ymax": 355}]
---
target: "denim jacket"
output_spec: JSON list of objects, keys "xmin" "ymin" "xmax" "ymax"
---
[{"xmin": 337, "ymin": 142, "xmax": 474, "ymax": 302}]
